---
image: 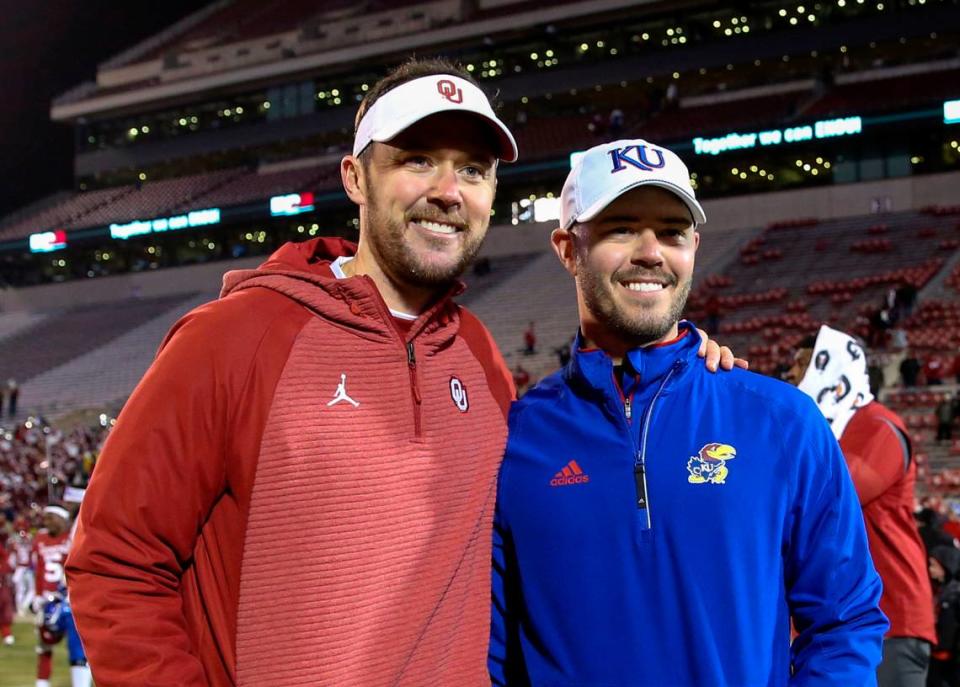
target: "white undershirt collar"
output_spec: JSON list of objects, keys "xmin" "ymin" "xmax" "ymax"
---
[{"xmin": 329, "ymin": 256, "xmax": 417, "ymax": 321}]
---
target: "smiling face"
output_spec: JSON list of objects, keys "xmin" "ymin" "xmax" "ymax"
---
[
  {"xmin": 552, "ymin": 186, "xmax": 698, "ymax": 356},
  {"xmin": 342, "ymin": 112, "xmax": 498, "ymax": 306}
]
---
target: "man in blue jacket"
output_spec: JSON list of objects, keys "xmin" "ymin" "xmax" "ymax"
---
[{"xmin": 490, "ymin": 138, "xmax": 888, "ymax": 686}]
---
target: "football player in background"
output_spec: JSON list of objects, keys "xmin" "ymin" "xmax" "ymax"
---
[{"xmin": 32, "ymin": 505, "xmax": 90, "ymax": 687}]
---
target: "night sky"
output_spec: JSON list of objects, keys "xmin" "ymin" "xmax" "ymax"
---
[{"xmin": 0, "ymin": 1, "xmax": 205, "ymax": 218}]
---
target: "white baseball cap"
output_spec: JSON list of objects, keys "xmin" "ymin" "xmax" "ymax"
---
[
  {"xmin": 353, "ymin": 74, "xmax": 518, "ymax": 162},
  {"xmin": 560, "ymin": 138, "xmax": 705, "ymax": 229}
]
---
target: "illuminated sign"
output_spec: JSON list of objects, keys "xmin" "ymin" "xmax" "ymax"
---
[
  {"xmin": 692, "ymin": 116, "xmax": 863, "ymax": 155},
  {"xmin": 270, "ymin": 192, "xmax": 315, "ymax": 216},
  {"xmin": 29, "ymin": 230, "xmax": 67, "ymax": 253},
  {"xmin": 110, "ymin": 208, "xmax": 221, "ymax": 240},
  {"xmin": 946, "ymin": 99, "xmax": 960, "ymax": 125}
]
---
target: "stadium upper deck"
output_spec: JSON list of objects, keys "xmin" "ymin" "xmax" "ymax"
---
[{"xmin": 0, "ymin": 0, "xmax": 957, "ymax": 286}]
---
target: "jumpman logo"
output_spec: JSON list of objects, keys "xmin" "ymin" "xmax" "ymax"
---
[{"xmin": 327, "ymin": 373, "xmax": 359, "ymax": 407}]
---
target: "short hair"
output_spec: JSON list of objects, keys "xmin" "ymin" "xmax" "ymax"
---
[{"xmin": 354, "ymin": 56, "xmax": 487, "ymax": 134}]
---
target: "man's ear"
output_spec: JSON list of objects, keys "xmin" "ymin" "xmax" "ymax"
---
[
  {"xmin": 551, "ymin": 226, "xmax": 578, "ymax": 277},
  {"xmin": 694, "ymin": 230, "xmax": 700, "ymax": 253},
  {"xmin": 341, "ymin": 155, "xmax": 366, "ymax": 206}
]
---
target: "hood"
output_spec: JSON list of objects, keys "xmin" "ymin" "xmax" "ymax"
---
[
  {"xmin": 221, "ymin": 237, "xmax": 462, "ymax": 343},
  {"xmin": 932, "ymin": 545, "xmax": 960, "ymax": 579}
]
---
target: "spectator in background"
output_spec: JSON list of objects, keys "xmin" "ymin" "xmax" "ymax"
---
[
  {"xmin": 895, "ymin": 282, "xmax": 918, "ymax": 321},
  {"xmin": 902, "ymin": 351, "xmax": 922, "ymax": 387},
  {"xmin": 523, "ymin": 321, "xmax": 537, "ymax": 355},
  {"xmin": 512, "ymin": 363, "xmax": 531, "ymax": 396},
  {"xmin": 928, "ymin": 545, "xmax": 960, "ymax": 687},
  {"xmin": 5, "ymin": 380, "xmax": 17, "ymax": 418},
  {"xmin": 927, "ymin": 356, "xmax": 947, "ymax": 385},
  {"xmin": 608, "ymin": 108, "xmax": 624, "ymax": 138},
  {"xmin": 919, "ymin": 506, "xmax": 958, "ymax": 554},
  {"xmin": 789, "ymin": 326, "xmax": 936, "ymax": 687},
  {"xmin": 664, "ymin": 81, "xmax": 679, "ymax": 108},
  {"xmin": 0, "ymin": 538, "xmax": 12, "ymax": 645},
  {"xmin": 943, "ymin": 506, "xmax": 960, "ymax": 544},
  {"xmin": 937, "ymin": 395, "xmax": 956, "ymax": 443},
  {"xmin": 868, "ymin": 358, "xmax": 886, "ymax": 397}
]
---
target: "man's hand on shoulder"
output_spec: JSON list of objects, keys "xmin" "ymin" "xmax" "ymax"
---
[{"xmin": 697, "ymin": 328, "xmax": 749, "ymax": 373}]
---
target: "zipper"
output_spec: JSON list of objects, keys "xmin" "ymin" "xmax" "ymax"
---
[
  {"xmin": 407, "ymin": 341, "xmax": 422, "ymax": 438},
  {"xmin": 633, "ymin": 360, "xmax": 683, "ymax": 530},
  {"xmin": 357, "ymin": 276, "xmax": 427, "ymax": 440}
]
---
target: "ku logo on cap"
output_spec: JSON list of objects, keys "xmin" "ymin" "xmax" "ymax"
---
[
  {"xmin": 436, "ymin": 79, "xmax": 463, "ymax": 104},
  {"xmin": 609, "ymin": 145, "xmax": 666, "ymax": 173}
]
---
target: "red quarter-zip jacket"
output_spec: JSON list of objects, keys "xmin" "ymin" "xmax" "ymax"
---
[{"xmin": 66, "ymin": 237, "xmax": 514, "ymax": 686}]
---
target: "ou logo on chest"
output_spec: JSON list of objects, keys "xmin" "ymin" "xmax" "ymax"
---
[{"xmin": 449, "ymin": 376, "xmax": 469, "ymax": 412}]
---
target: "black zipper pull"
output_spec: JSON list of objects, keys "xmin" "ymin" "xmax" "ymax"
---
[
  {"xmin": 406, "ymin": 341, "xmax": 416, "ymax": 366},
  {"xmin": 634, "ymin": 464, "xmax": 648, "ymax": 510}
]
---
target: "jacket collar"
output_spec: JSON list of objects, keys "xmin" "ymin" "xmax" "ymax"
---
[
  {"xmin": 221, "ymin": 237, "xmax": 464, "ymax": 346},
  {"xmin": 567, "ymin": 321, "xmax": 701, "ymax": 399}
]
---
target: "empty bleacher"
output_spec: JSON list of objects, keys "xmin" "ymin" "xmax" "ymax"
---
[
  {"xmin": 686, "ymin": 210, "xmax": 960, "ymax": 376},
  {"xmin": 0, "ymin": 292, "xmax": 202, "ymax": 388},
  {"xmin": 193, "ymin": 164, "xmax": 340, "ymax": 208},
  {"xmin": 0, "ymin": 311, "xmax": 49, "ymax": 344},
  {"xmin": 19, "ymin": 291, "xmax": 215, "ymax": 418},
  {"xmin": 78, "ymin": 168, "xmax": 245, "ymax": 227}
]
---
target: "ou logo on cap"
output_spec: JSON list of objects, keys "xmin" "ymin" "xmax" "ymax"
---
[
  {"xmin": 450, "ymin": 376, "xmax": 469, "ymax": 412},
  {"xmin": 437, "ymin": 79, "xmax": 463, "ymax": 104}
]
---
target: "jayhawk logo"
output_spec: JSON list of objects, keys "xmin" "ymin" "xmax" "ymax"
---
[{"xmin": 687, "ymin": 443, "xmax": 737, "ymax": 485}]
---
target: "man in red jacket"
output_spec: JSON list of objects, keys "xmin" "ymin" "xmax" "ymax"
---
[
  {"xmin": 67, "ymin": 57, "xmax": 736, "ymax": 687},
  {"xmin": 788, "ymin": 325, "xmax": 936, "ymax": 687}
]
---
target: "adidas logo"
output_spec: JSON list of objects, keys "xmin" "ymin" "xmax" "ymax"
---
[{"xmin": 550, "ymin": 460, "xmax": 590, "ymax": 487}]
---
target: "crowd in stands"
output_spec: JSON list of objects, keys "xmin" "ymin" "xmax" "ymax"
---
[{"xmin": 0, "ymin": 416, "xmax": 104, "ymax": 517}]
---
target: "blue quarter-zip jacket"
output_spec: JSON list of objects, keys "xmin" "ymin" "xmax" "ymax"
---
[{"xmin": 490, "ymin": 323, "xmax": 887, "ymax": 687}]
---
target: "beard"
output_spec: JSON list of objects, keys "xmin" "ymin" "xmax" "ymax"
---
[
  {"xmin": 364, "ymin": 190, "xmax": 486, "ymax": 289},
  {"xmin": 577, "ymin": 262, "xmax": 692, "ymax": 347}
]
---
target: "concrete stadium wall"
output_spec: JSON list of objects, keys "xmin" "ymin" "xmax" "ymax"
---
[{"xmin": 3, "ymin": 170, "xmax": 958, "ymax": 313}]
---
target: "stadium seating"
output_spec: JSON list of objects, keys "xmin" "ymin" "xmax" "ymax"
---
[
  {"xmin": 77, "ymin": 169, "xmax": 246, "ymax": 227},
  {"xmin": 0, "ymin": 187, "xmax": 131, "ymax": 241},
  {"xmin": 18, "ymin": 292, "xmax": 213, "ymax": 418},
  {"xmin": 685, "ymin": 210, "xmax": 960, "ymax": 376},
  {"xmin": 0, "ymin": 293, "xmax": 201, "ymax": 394},
  {"xmin": 0, "ymin": 311, "xmax": 49, "ymax": 344},
  {"xmin": 192, "ymin": 164, "xmax": 340, "ymax": 208},
  {"xmin": 806, "ymin": 67, "xmax": 960, "ymax": 118}
]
